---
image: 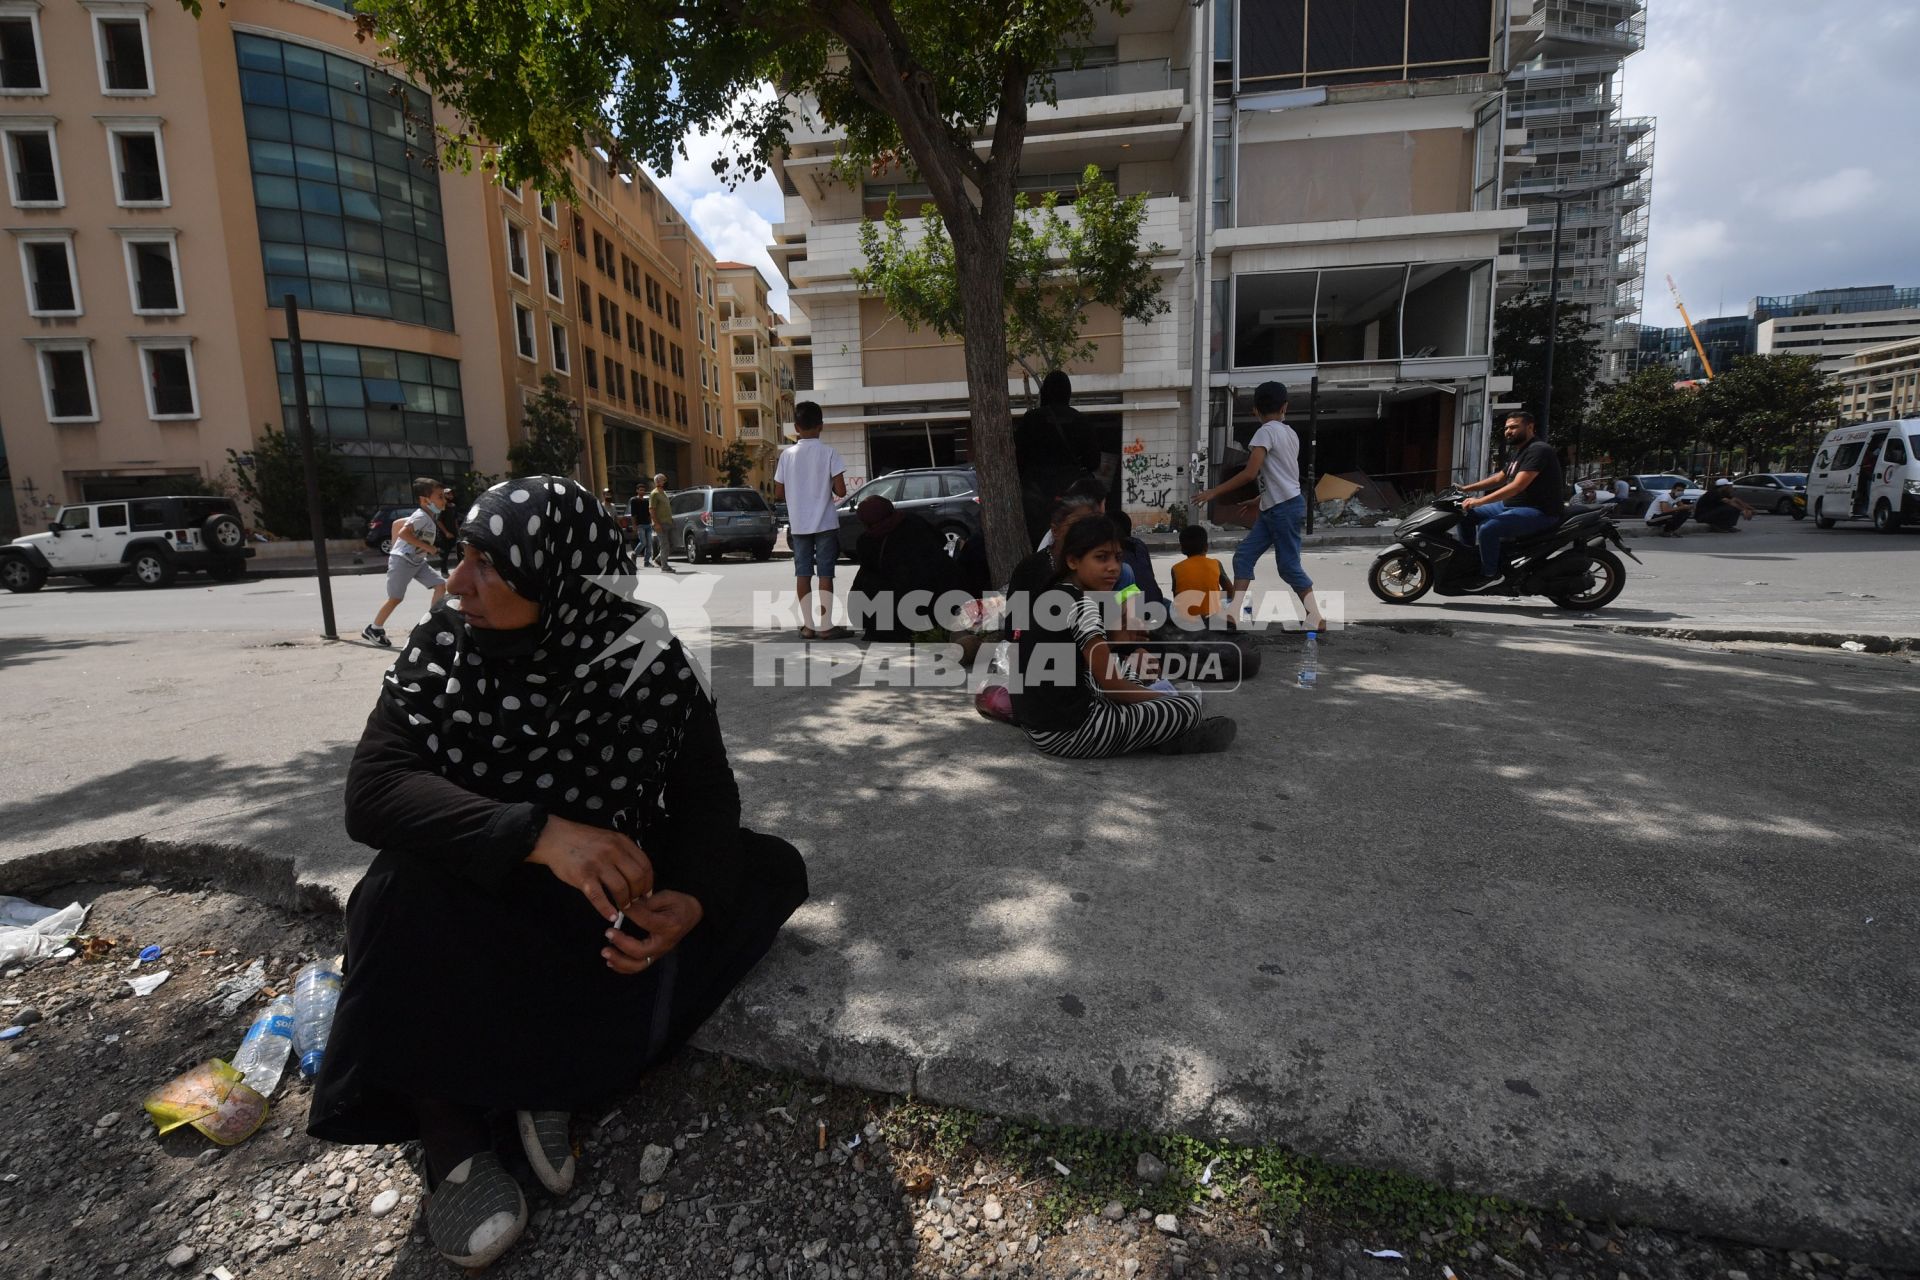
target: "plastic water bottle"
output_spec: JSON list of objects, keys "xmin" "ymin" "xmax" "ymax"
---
[
  {"xmin": 230, "ymin": 994, "xmax": 295, "ymax": 1099},
  {"xmin": 291, "ymin": 961, "xmax": 343, "ymax": 1079},
  {"xmin": 1297, "ymin": 631, "xmax": 1319, "ymax": 690}
]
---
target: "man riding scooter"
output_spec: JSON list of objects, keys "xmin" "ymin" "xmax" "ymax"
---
[{"xmin": 1455, "ymin": 411, "xmax": 1565, "ymax": 591}]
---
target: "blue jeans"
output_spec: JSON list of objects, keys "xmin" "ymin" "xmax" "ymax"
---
[
  {"xmin": 1231, "ymin": 494, "xmax": 1312, "ymax": 594},
  {"xmin": 634, "ymin": 525, "xmax": 654, "ymax": 564},
  {"xmin": 1459, "ymin": 501, "xmax": 1558, "ymax": 576},
  {"xmin": 791, "ymin": 529, "xmax": 839, "ymax": 580}
]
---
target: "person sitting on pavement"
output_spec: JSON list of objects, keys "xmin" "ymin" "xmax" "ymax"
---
[
  {"xmin": 1570, "ymin": 478, "xmax": 1614, "ymax": 512},
  {"xmin": 1009, "ymin": 515, "xmax": 1234, "ymax": 758},
  {"xmin": 1110, "ymin": 510, "xmax": 1168, "ymax": 623},
  {"xmin": 1612, "ymin": 476, "xmax": 1631, "ymax": 505},
  {"xmin": 310, "ymin": 476, "xmax": 808, "ymax": 1270},
  {"xmin": 1692, "ymin": 477, "xmax": 1754, "ymax": 532},
  {"xmin": 1170, "ymin": 525, "xmax": 1234, "ymax": 630},
  {"xmin": 848, "ymin": 496, "xmax": 959, "ymax": 642},
  {"xmin": 1453, "ymin": 411, "xmax": 1565, "ymax": 590},
  {"xmin": 1644, "ymin": 482, "xmax": 1693, "ymax": 537}
]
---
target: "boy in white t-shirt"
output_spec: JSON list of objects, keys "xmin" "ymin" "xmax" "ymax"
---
[
  {"xmin": 774, "ymin": 401, "xmax": 848, "ymax": 639},
  {"xmin": 1190, "ymin": 381, "xmax": 1322, "ymax": 632},
  {"xmin": 363, "ymin": 476, "xmax": 448, "ymax": 647}
]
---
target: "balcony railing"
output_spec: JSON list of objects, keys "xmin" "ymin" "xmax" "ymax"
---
[
  {"xmin": 723, "ymin": 316, "xmax": 762, "ymax": 333},
  {"xmin": 1036, "ymin": 57, "xmax": 1174, "ymax": 102}
]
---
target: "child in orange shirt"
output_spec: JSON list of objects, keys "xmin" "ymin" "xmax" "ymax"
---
[{"xmin": 1169, "ymin": 525, "xmax": 1232, "ymax": 629}]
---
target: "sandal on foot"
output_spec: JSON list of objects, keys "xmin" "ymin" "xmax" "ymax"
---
[
  {"xmin": 800, "ymin": 626, "xmax": 819, "ymax": 640},
  {"xmin": 516, "ymin": 1110, "xmax": 576, "ymax": 1196},
  {"xmin": 426, "ymin": 1152, "xmax": 527, "ymax": 1269}
]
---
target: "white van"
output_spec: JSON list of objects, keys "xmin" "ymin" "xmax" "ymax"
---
[{"xmin": 1805, "ymin": 418, "xmax": 1920, "ymax": 532}]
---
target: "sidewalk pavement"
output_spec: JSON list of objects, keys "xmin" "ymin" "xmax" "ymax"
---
[{"xmin": 2, "ymin": 625, "xmax": 1915, "ymax": 1265}]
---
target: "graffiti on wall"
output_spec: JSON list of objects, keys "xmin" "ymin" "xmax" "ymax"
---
[{"xmin": 1121, "ymin": 436, "xmax": 1176, "ymax": 509}]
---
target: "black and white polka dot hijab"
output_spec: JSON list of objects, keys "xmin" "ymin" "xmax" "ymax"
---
[{"xmin": 380, "ymin": 476, "xmax": 704, "ymax": 829}]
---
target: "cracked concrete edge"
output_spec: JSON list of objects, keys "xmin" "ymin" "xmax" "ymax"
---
[
  {"xmin": 0, "ymin": 837, "xmax": 343, "ymax": 917},
  {"xmin": 1298, "ymin": 619, "xmax": 1916, "ymax": 652},
  {"xmin": 695, "ymin": 1015, "xmax": 1917, "ymax": 1269}
]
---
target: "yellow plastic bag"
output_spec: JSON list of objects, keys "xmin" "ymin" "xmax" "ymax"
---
[{"xmin": 143, "ymin": 1059, "xmax": 269, "ymax": 1145}]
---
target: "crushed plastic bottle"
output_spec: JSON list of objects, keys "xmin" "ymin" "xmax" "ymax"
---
[
  {"xmin": 1296, "ymin": 630, "xmax": 1319, "ymax": 690},
  {"xmin": 230, "ymin": 994, "xmax": 295, "ymax": 1100},
  {"xmin": 291, "ymin": 961, "xmax": 343, "ymax": 1079}
]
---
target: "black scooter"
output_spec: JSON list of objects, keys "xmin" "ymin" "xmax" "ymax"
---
[{"xmin": 1366, "ymin": 491, "xmax": 1639, "ymax": 611}]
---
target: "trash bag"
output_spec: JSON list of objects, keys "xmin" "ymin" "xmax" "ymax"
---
[{"xmin": 0, "ymin": 896, "xmax": 88, "ymax": 967}]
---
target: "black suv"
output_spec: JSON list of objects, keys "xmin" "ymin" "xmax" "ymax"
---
[
  {"xmin": 835, "ymin": 467, "xmax": 981, "ymax": 558},
  {"xmin": 1, "ymin": 496, "xmax": 254, "ymax": 591}
]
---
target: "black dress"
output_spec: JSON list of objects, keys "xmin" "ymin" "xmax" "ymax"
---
[{"xmin": 308, "ymin": 696, "xmax": 808, "ymax": 1145}]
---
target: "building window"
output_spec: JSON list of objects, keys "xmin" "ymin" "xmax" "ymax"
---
[
  {"xmin": 269, "ymin": 339, "xmax": 469, "ymax": 523},
  {"xmin": 674, "ymin": 392, "xmax": 687, "ymax": 426},
  {"xmin": 35, "ymin": 342, "xmax": 98, "ymax": 422},
  {"xmin": 93, "ymin": 11, "xmax": 153, "ymax": 94},
  {"xmin": 577, "ymin": 281, "xmax": 590, "ymax": 316},
  {"xmin": 0, "ymin": 9, "xmax": 46, "ymax": 94},
  {"xmin": 543, "ymin": 244, "xmax": 562, "ymax": 300},
  {"xmin": 572, "ymin": 214, "xmax": 585, "ymax": 256},
  {"xmin": 107, "ymin": 124, "xmax": 166, "ymax": 205},
  {"xmin": 236, "ymin": 33, "xmax": 453, "ymax": 330},
  {"xmin": 583, "ymin": 346, "xmax": 598, "ymax": 391},
  {"xmin": 538, "ymin": 197, "xmax": 556, "ymax": 227},
  {"xmin": 626, "ymin": 313, "xmax": 639, "ymax": 353},
  {"xmin": 549, "ymin": 321, "xmax": 570, "ymax": 373},
  {"xmin": 139, "ymin": 342, "xmax": 198, "ymax": 418},
  {"xmin": 18, "ymin": 235, "xmax": 79, "ymax": 316},
  {"xmin": 654, "ymin": 384, "xmax": 668, "ymax": 417},
  {"xmin": 4, "ymin": 125, "xmax": 60, "ymax": 205},
  {"xmin": 513, "ymin": 302, "xmax": 535, "ymax": 360},
  {"xmin": 630, "ymin": 369, "xmax": 642, "ymax": 404},
  {"xmin": 606, "ymin": 355, "xmax": 621, "ymax": 400},
  {"xmin": 667, "ymin": 296, "xmax": 681, "ymax": 328},
  {"xmin": 670, "ymin": 345, "xmax": 684, "ymax": 377},
  {"xmin": 504, "ymin": 218, "xmax": 528, "ymax": 280},
  {"xmin": 121, "ymin": 233, "xmax": 182, "ymax": 314}
]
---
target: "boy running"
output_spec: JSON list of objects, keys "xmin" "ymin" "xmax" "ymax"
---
[{"xmin": 363, "ymin": 476, "xmax": 449, "ymax": 647}]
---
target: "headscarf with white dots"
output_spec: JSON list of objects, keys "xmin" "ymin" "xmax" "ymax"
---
[{"xmin": 379, "ymin": 475, "xmax": 702, "ymax": 831}]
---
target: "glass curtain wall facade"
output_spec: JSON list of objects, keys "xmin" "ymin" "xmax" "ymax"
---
[
  {"xmin": 271, "ymin": 340, "xmax": 468, "ymax": 513},
  {"xmin": 236, "ymin": 34, "xmax": 453, "ymax": 330},
  {"xmin": 1231, "ymin": 262, "xmax": 1493, "ymax": 369},
  {"xmin": 1234, "ymin": 0, "xmax": 1496, "ymax": 92}
]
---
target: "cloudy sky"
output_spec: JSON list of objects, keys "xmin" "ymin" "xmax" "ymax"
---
[
  {"xmin": 1625, "ymin": 0, "xmax": 1920, "ymax": 327},
  {"xmin": 647, "ymin": 0, "xmax": 1920, "ymax": 330}
]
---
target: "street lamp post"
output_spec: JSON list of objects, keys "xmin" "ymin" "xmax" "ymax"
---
[{"xmin": 1537, "ymin": 175, "xmax": 1632, "ymax": 476}]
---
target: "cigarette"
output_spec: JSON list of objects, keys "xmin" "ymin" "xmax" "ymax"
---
[
  {"xmin": 816, "ymin": 1120, "xmax": 827, "ymax": 1151},
  {"xmin": 611, "ymin": 911, "xmax": 624, "ymax": 930}
]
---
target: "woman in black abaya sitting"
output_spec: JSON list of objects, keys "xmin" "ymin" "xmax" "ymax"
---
[{"xmin": 309, "ymin": 476, "xmax": 807, "ymax": 1269}]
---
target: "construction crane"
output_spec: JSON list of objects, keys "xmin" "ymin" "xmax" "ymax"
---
[{"xmin": 1666, "ymin": 274, "xmax": 1716, "ymax": 380}]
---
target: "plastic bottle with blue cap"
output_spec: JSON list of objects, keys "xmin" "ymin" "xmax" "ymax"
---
[{"xmin": 291, "ymin": 960, "xmax": 343, "ymax": 1078}]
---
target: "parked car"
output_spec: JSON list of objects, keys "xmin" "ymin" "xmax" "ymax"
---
[
  {"xmin": 834, "ymin": 467, "xmax": 981, "ymax": 560},
  {"xmin": 0, "ymin": 496, "xmax": 254, "ymax": 592},
  {"xmin": 1805, "ymin": 418, "xmax": 1920, "ymax": 532},
  {"xmin": 1618, "ymin": 474, "xmax": 1705, "ymax": 518},
  {"xmin": 363, "ymin": 504, "xmax": 423, "ymax": 555},
  {"xmin": 1726, "ymin": 473, "xmax": 1808, "ymax": 515},
  {"xmin": 666, "ymin": 487, "xmax": 777, "ymax": 563}
]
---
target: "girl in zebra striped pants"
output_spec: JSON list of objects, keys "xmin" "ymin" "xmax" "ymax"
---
[{"xmin": 1011, "ymin": 516, "xmax": 1237, "ymax": 759}]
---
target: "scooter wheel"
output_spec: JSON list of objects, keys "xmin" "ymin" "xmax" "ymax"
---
[
  {"xmin": 1368, "ymin": 551, "xmax": 1432, "ymax": 603},
  {"xmin": 1546, "ymin": 549, "xmax": 1626, "ymax": 611}
]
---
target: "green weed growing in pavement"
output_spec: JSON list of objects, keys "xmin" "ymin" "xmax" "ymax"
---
[{"xmin": 879, "ymin": 1099, "xmax": 1517, "ymax": 1251}]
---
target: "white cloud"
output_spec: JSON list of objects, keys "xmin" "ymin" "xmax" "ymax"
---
[
  {"xmin": 1624, "ymin": 0, "xmax": 1920, "ymax": 329},
  {"xmin": 641, "ymin": 86, "xmax": 792, "ymax": 316},
  {"xmin": 1774, "ymin": 168, "xmax": 1878, "ymax": 222}
]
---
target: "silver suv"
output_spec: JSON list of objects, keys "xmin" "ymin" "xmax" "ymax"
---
[
  {"xmin": 0, "ymin": 496, "xmax": 254, "ymax": 592},
  {"xmin": 665, "ymin": 487, "xmax": 777, "ymax": 563}
]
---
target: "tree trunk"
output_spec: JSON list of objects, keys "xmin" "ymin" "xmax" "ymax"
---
[{"xmin": 956, "ymin": 251, "xmax": 1027, "ymax": 585}]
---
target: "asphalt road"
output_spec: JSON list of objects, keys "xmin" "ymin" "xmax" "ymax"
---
[
  {"xmin": 3, "ymin": 516, "xmax": 1918, "ymax": 1263},
  {"xmin": 3, "ymin": 513, "xmax": 1913, "ymax": 640}
]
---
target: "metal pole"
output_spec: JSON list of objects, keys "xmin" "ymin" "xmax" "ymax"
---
[
  {"xmin": 284, "ymin": 295, "xmax": 338, "ymax": 640},
  {"xmin": 1304, "ymin": 375, "xmax": 1319, "ymax": 535},
  {"xmin": 1540, "ymin": 195, "xmax": 1564, "ymax": 455},
  {"xmin": 1188, "ymin": 0, "xmax": 1213, "ymax": 523}
]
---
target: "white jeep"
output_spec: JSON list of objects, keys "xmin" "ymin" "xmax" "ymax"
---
[{"xmin": 0, "ymin": 496, "xmax": 255, "ymax": 592}]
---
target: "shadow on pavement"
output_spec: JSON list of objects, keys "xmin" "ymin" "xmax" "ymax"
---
[
  {"xmin": 694, "ymin": 624, "xmax": 1918, "ymax": 1263},
  {"xmin": 0, "ymin": 634, "xmax": 133, "ymax": 670}
]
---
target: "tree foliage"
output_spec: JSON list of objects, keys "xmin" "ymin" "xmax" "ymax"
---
[
  {"xmin": 853, "ymin": 165, "xmax": 1168, "ymax": 388},
  {"xmin": 1588, "ymin": 368, "xmax": 1702, "ymax": 472},
  {"xmin": 508, "ymin": 375, "xmax": 583, "ymax": 478},
  {"xmin": 227, "ymin": 424, "xmax": 361, "ymax": 540},
  {"xmin": 1494, "ymin": 294, "xmax": 1602, "ymax": 448},
  {"xmin": 241, "ymin": 0, "xmax": 1131, "ymax": 580},
  {"xmin": 718, "ymin": 439, "xmax": 756, "ymax": 488},
  {"xmin": 1698, "ymin": 353, "xmax": 1838, "ymax": 469}
]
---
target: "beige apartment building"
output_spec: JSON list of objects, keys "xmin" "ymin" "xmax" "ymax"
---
[
  {"xmin": 714, "ymin": 260, "xmax": 783, "ymax": 490},
  {"xmin": 1837, "ymin": 336, "xmax": 1920, "ymax": 424},
  {"xmin": 0, "ymin": 0, "xmax": 516, "ymax": 538}
]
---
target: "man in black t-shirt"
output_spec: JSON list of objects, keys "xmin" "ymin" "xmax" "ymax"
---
[
  {"xmin": 1691, "ymin": 478, "xmax": 1753, "ymax": 532},
  {"xmin": 1455, "ymin": 411, "xmax": 1565, "ymax": 587}
]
